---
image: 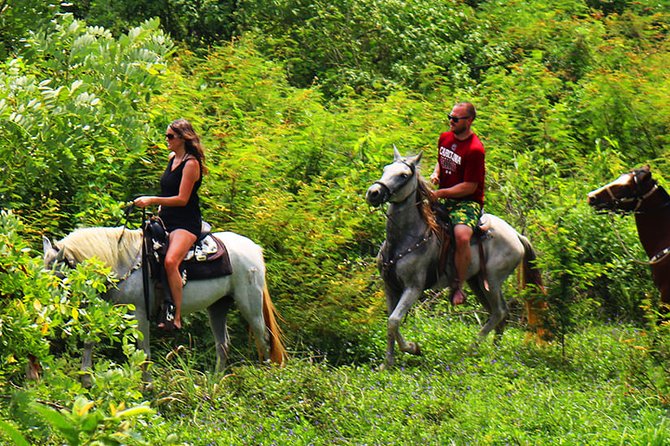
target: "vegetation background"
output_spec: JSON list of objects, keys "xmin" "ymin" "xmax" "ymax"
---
[{"xmin": 0, "ymin": 0, "xmax": 668, "ymax": 444}]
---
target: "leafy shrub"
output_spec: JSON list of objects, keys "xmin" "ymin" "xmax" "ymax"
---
[
  {"xmin": 0, "ymin": 14, "xmax": 173, "ymax": 235},
  {"xmin": 0, "ymin": 210, "xmax": 142, "ymax": 389}
]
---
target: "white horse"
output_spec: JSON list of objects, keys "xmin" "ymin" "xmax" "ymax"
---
[
  {"xmin": 366, "ymin": 149, "xmax": 547, "ymax": 368},
  {"xmin": 43, "ymin": 227, "xmax": 287, "ymax": 381}
]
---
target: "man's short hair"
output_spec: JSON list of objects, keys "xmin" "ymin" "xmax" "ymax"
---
[{"xmin": 456, "ymin": 102, "xmax": 477, "ymax": 121}]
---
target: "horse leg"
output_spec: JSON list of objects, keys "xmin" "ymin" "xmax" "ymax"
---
[
  {"xmin": 81, "ymin": 341, "xmax": 95, "ymax": 388},
  {"xmin": 468, "ymin": 277, "xmax": 491, "ymax": 313},
  {"xmin": 135, "ymin": 311, "xmax": 153, "ymax": 384},
  {"xmin": 384, "ymin": 287, "xmax": 400, "ymax": 368},
  {"xmin": 207, "ymin": 296, "xmax": 234, "ymax": 372},
  {"xmin": 475, "ymin": 279, "xmax": 508, "ymax": 343},
  {"xmin": 235, "ymin": 271, "xmax": 272, "ymax": 363},
  {"xmin": 385, "ymin": 286, "xmax": 423, "ymax": 368}
]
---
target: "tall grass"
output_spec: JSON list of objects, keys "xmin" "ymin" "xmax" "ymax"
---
[{"xmin": 136, "ymin": 305, "xmax": 668, "ymax": 445}]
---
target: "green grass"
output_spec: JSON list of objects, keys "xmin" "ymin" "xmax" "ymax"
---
[
  {"xmin": 2, "ymin": 306, "xmax": 668, "ymax": 445},
  {"xmin": 138, "ymin": 308, "xmax": 668, "ymax": 445}
]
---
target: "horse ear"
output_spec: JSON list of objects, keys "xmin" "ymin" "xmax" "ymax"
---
[
  {"xmin": 393, "ymin": 145, "xmax": 402, "ymax": 161},
  {"xmin": 42, "ymin": 236, "xmax": 53, "ymax": 254},
  {"xmin": 42, "ymin": 236, "xmax": 65, "ymax": 264},
  {"xmin": 407, "ymin": 150, "xmax": 423, "ymax": 166},
  {"xmin": 408, "ymin": 151, "xmax": 423, "ymax": 166}
]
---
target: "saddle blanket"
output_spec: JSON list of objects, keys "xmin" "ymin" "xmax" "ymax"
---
[{"xmin": 180, "ymin": 234, "xmax": 232, "ymax": 280}]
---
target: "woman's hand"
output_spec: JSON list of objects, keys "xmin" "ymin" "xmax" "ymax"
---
[{"xmin": 134, "ymin": 196, "xmax": 155, "ymax": 208}]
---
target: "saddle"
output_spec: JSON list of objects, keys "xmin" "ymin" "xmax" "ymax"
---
[
  {"xmin": 142, "ymin": 217, "xmax": 233, "ymax": 326},
  {"xmin": 432, "ymin": 203, "xmax": 491, "ymax": 291},
  {"xmin": 143, "ymin": 217, "xmax": 233, "ymax": 282}
]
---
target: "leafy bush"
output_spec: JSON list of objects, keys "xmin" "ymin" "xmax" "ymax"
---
[
  {"xmin": 0, "ymin": 210, "xmax": 142, "ymax": 391},
  {"xmin": 0, "ymin": 14, "xmax": 173, "ymax": 235}
]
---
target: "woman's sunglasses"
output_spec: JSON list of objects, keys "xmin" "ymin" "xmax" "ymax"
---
[{"xmin": 165, "ymin": 133, "xmax": 178, "ymax": 139}]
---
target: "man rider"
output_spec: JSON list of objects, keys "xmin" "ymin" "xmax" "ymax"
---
[{"xmin": 429, "ymin": 102, "xmax": 484, "ymax": 305}]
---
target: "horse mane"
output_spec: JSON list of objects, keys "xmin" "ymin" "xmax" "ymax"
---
[
  {"xmin": 57, "ymin": 227, "xmax": 142, "ymax": 277},
  {"xmin": 416, "ymin": 175, "xmax": 440, "ymax": 234}
]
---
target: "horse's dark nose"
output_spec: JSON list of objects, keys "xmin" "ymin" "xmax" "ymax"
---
[{"xmin": 366, "ymin": 184, "xmax": 386, "ymax": 207}]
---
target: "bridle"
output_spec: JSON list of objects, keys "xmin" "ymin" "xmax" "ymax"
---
[
  {"xmin": 598, "ymin": 171, "xmax": 670, "ymax": 265},
  {"xmin": 46, "ymin": 202, "xmax": 143, "ymax": 282},
  {"xmin": 47, "ymin": 242, "xmax": 143, "ymax": 283},
  {"xmin": 371, "ymin": 159, "xmax": 435, "ymax": 272},
  {"xmin": 372, "ymin": 159, "xmax": 417, "ymax": 200},
  {"xmin": 595, "ymin": 171, "xmax": 660, "ymax": 215}
]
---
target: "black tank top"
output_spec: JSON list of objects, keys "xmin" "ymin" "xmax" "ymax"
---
[{"xmin": 158, "ymin": 156, "xmax": 202, "ymax": 236}]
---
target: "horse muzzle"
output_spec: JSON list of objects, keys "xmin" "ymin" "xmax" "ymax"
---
[
  {"xmin": 587, "ymin": 193, "xmax": 603, "ymax": 208},
  {"xmin": 366, "ymin": 182, "xmax": 390, "ymax": 207}
]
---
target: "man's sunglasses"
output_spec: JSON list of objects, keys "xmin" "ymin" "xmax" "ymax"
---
[{"xmin": 448, "ymin": 114, "xmax": 471, "ymax": 123}]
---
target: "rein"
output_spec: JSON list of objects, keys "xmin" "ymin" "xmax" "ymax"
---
[
  {"xmin": 140, "ymin": 207, "xmax": 152, "ymax": 321},
  {"xmin": 112, "ymin": 202, "xmax": 144, "ymax": 282}
]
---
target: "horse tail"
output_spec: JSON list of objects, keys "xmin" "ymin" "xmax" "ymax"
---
[
  {"xmin": 518, "ymin": 234, "xmax": 550, "ymax": 342},
  {"xmin": 262, "ymin": 284, "xmax": 288, "ymax": 366}
]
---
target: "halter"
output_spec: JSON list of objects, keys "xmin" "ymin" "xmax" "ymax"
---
[
  {"xmin": 372, "ymin": 160, "xmax": 417, "ymax": 200},
  {"xmin": 601, "ymin": 172, "xmax": 670, "ymax": 265},
  {"xmin": 597, "ymin": 171, "xmax": 660, "ymax": 214}
]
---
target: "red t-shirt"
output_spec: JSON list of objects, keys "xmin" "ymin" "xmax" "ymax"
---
[{"xmin": 437, "ymin": 131, "xmax": 485, "ymax": 205}]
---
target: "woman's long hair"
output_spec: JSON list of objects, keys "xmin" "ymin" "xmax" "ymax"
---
[{"xmin": 169, "ymin": 118, "xmax": 208, "ymax": 174}]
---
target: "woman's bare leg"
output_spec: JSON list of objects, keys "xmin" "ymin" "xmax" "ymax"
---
[{"xmin": 163, "ymin": 229, "xmax": 197, "ymax": 329}]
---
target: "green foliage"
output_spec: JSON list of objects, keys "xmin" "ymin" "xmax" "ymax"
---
[
  {"xmin": 0, "ymin": 14, "xmax": 173, "ymax": 234},
  {"xmin": 68, "ymin": 0, "xmax": 237, "ymax": 49},
  {"xmin": 4, "ymin": 394, "xmax": 155, "ymax": 445},
  {"xmin": 124, "ymin": 318, "xmax": 670, "ymax": 444},
  {"xmin": 1, "ymin": 1, "xmax": 670, "ymax": 442},
  {"xmin": 0, "ymin": 0, "xmax": 57, "ymax": 59},
  {"xmin": 0, "ymin": 211, "xmax": 141, "ymax": 388},
  {"xmin": 235, "ymin": 0, "xmax": 475, "ymax": 95}
]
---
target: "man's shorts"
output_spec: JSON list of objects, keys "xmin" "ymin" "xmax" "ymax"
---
[{"xmin": 439, "ymin": 199, "xmax": 482, "ymax": 232}]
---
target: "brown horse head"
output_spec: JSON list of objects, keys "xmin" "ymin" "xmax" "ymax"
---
[{"xmin": 587, "ymin": 166, "xmax": 656, "ymax": 213}]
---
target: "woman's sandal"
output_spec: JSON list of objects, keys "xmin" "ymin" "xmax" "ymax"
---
[{"xmin": 158, "ymin": 302, "xmax": 180, "ymax": 331}]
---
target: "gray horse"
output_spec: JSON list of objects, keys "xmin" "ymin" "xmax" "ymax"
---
[
  {"xmin": 43, "ymin": 227, "xmax": 287, "ymax": 382},
  {"xmin": 366, "ymin": 149, "xmax": 546, "ymax": 368}
]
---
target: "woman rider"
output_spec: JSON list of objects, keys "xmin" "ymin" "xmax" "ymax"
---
[{"xmin": 134, "ymin": 118, "xmax": 206, "ymax": 330}]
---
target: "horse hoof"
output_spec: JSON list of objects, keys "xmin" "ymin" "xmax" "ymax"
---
[
  {"xmin": 410, "ymin": 342, "xmax": 422, "ymax": 356},
  {"xmin": 380, "ymin": 358, "xmax": 394, "ymax": 371},
  {"xmin": 80, "ymin": 374, "xmax": 92, "ymax": 389}
]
